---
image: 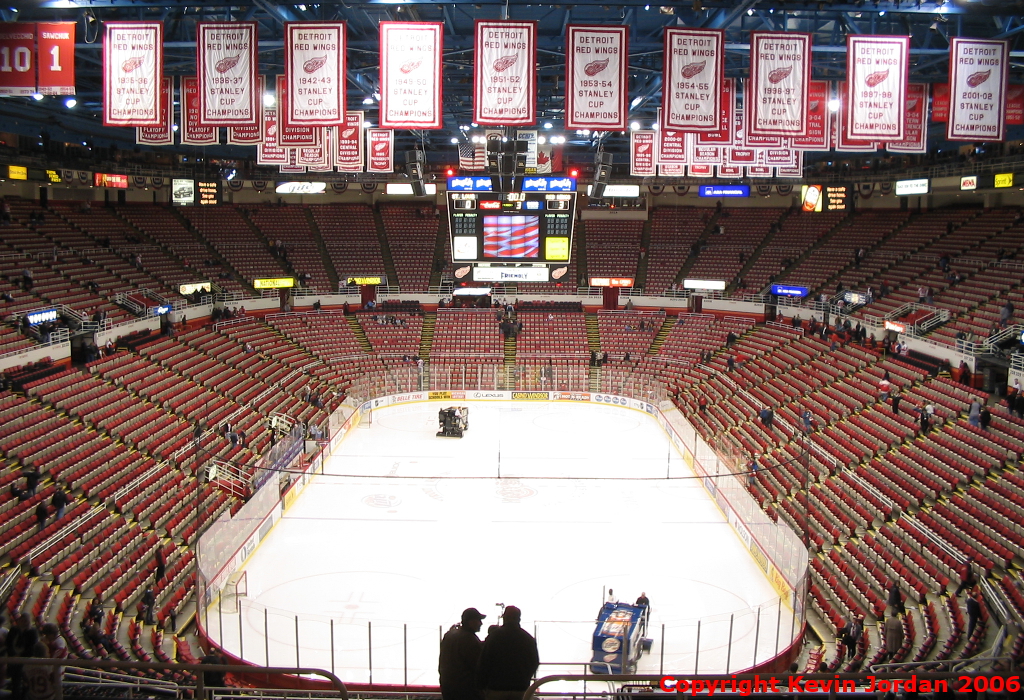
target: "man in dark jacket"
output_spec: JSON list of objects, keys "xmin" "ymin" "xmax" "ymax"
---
[
  {"xmin": 478, "ymin": 606, "xmax": 539, "ymax": 700},
  {"xmin": 439, "ymin": 608, "xmax": 486, "ymax": 700}
]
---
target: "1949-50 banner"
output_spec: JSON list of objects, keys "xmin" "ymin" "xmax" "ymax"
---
[
  {"xmin": 845, "ymin": 35, "xmax": 909, "ymax": 141},
  {"xmin": 565, "ymin": 25, "xmax": 627, "ymax": 131},
  {"xmin": 104, "ymin": 22, "xmax": 162, "ymax": 126},
  {"xmin": 474, "ymin": 20, "xmax": 536, "ymax": 126},
  {"xmin": 948, "ymin": 37, "xmax": 1009, "ymax": 142},
  {"xmin": 749, "ymin": 32, "xmax": 811, "ymax": 137},
  {"xmin": 663, "ymin": 28, "xmax": 724, "ymax": 132},
  {"xmin": 197, "ymin": 22, "xmax": 258, "ymax": 126},
  {"xmin": 380, "ymin": 22, "xmax": 443, "ymax": 129},
  {"xmin": 286, "ymin": 22, "xmax": 346, "ymax": 126}
]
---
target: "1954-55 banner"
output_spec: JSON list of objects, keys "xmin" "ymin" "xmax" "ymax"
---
[
  {"xmin": 662, "ymin": 28, "xmax": 724, "ymax": 132},
  {"xmin": 845, "ymin": 34, "xmax": 909, "ymax": 141},
  {"xmin": 197, "ymin": 21, "xmax": 258, "ymax": 126},
  {"xmin": 380, "ymin": 22, "xmax": 442, "ymax": 129},
  {"xmin": 748, "ymin": 32, "xmax": 811, "ymax": 137},
  {"xmin": 565, "ymin": 25, "xmax": 627, "ymax": 131},
  {"xmin": 285, "ymin": 22, "xmax": 346, "ymax": 126},
  {"xmin": 474, "ymin": 20, "xmax": 536, "ymax": 126},
  {"xmin": 103, "ymin": 21, "xmax": 162, "ymax": 126},
  {"xmin": 947, "ymin": 37, "xmax": 1009, "ymax": 142}
]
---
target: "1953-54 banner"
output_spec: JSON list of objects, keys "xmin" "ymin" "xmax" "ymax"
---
[
  {"xmin": 380, "ymin": 22, "xmax": 443, "ymax": 129},
  {"xmin": 286, "ymin": 22, "xmax": 346, "ymax": 126},
  {"xmin": 663, "ymin": 28, "xmax": 724, "ymax": 132},
  {"xmin": 197, "ymin": 22, "xmax": 258, "ymax": 126},
  {"xmin": 749, "ymin": 32, "xmax": 811, "ymax": 137},
  {"xmin": 565, "ymin": 25, "xmax": 627, "ymax": 131},
  {"xmin": 474, "ymin": 20, "xmax": 536, "ymax": 126},
  {"xmin": 367, "ymin": 128, "xmax": 395, "ymax": 173},
  {"xmin": 845, "ymin": 35, "xmax": 909, "ymax": 141},
  {"xmin": 947, "ymin": 37, "xmax": 1009, "ymax": 142},
  {"xmin": 103, "ymin": 22, "xmax": 163, "ymax": 126}
]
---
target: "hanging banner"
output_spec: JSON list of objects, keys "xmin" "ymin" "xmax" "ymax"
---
[
  {"xmin": 749, "ymin": 32, "xmax": 811, "ymax": 137},
  {"xmin": 659, "ymin": 164, "xmax": 686, "ymax": 176},
  {"xmin": 791, "ymin": 80, "xmax": 829, "ymax": 150},
  {"xmin": 718, "ymin": 164, "xmax": 742, "ymax": 177},
  {"xmin": 257, "ymin": 107, "xmax": 289, "ymax": 165},
  {"xmin": 285, "ymin": 22, "xmax": 346, "ymax": 127},
  {"xmin": 137, "ymin": 77, "xmax": 174, "ymax": 145},
  {"xmin": 1007, "ymin": 84, "xmax": 1024, "ymax": 126},
  {"xmin": 336, "ymin": 111, "xmax": 364, "ymax": 172},
  {"xmin": 845, "ymin": 35, "xmax": 909, "ymax": 141},
  {"xmin": 777, "ymin": 153, "xmax": 804, "ymax": 178},
  {"xmin": 696, "ymin": 77, "xmax": 735, "ymax": 145},
  {"xmin": 659, "ymin": 121, "xmax": 687, "ymax": 164},
  {"xmin": 663, "ymin": 28, "xmax": 724, "ymax": 132},
  {"xmin": 691, "ymin": 143, "xmax": 722, "ymax": 166},
  {"xmin": 887, "ymin": 83, "xmax": 928, "ymax": 154},
  {"xmin": 197, "ymin": 22, "xmax": 258, "ymax": 126},
  {"xmin": 276, "ymin": 75, "xmax": 320, "ymax": 146},
  {"xmin": 0, "ymin": 23, "xmax": 36, "ymax": 96},
  {"xmin": 296, "ymin": 137, "xmax": 331, "ymax": 168},
  {"xmin": 473, "ymin": 20, "xmax": 536, "ymax": 126},
  {"xmin": 565, "ymin": 25, "xmax": 628, "ymax": 131},
  {"xmin": 688, "ymin": 164, "xmax": 713, "ymax": 177},
  {"xmin": 836, "ymin": 83, "xmax": 876, "ymax": 152},
  {"xmin": 37, "ymin": 22, "xmax": 76, "ymax": 96},
  {"xmin": 536, "ymin": 143, "xmax": 562, "ymax": 173},
  {"xmin": 103, "ymin": 21, "xmax": 163, "ymax": 126},
  {"xmin": 182, "ymin": 76, "xmax": 219, "ymax": 145},
  {"xmin": 379, "ymin": 22, "xmax": 443, "ymax": 129},
  {"xmin": 947, "ymin": 37, "xmax": 1009, "ymax": 142},
  {"xmin": 630, "ymin": 130, "xmax": 656, "ymax": 177},
  {"xmin": 764, "ymin": 146, "xmax": 797, "ymax": 166},
  {"xmin": 367, "ymin": 128, "xmax": 394, "ymax": 173},
  {"xmin": 226, "ymin": 76, "xmax": 264, "ymax": 144},
  {"xmin": 931, "ymin": 83, "xmax": 950, "ymax": 122}
]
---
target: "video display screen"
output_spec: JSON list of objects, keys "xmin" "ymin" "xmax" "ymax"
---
[{"xmin": 483, "ymin": 215, "xmax": 540, "ymax": 259}]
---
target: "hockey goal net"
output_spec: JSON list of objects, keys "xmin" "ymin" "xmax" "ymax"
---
[{"xmin": 221, "ymin": 570, "xmax": 247, "ymax": 613}]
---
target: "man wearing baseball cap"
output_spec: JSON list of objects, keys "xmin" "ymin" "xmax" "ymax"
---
[
  {"xmin": 439, "ymin": 608, "xmax": 487, "ymax": 700},
  {"xmin": 477, "ymin": 606, "xmax": 539, "ymax": 700}
]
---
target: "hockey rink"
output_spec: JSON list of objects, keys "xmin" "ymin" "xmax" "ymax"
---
[{"xmin": 204, "ymin": 400, "xmax": 797, "ymax": 686}]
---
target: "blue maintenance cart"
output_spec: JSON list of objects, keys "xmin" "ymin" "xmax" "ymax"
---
[{"xmin": 589, "ymin": 602, "xmax": 651, "ymax": 674}]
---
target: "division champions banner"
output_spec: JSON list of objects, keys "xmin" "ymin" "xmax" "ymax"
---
[
  {"xmin": 887, "ymin": 83, "xmax": 928, "ymax": 154},
  {"xmin": 136, "ymin": 77, "xmax": 173, "ymax": 145},
  {"xmin": 630, "ymin": 130, "xmax": 656, "ymax": 177},
  {"xmin": 197, "ymin": 22, "xmax": 258, "ymax": 126},
  {"xmin": 662, "ymin": 28, "xmax": 724, "ymax": 132},
  {"xmin": 748, "ymin": 32, "xmax": 811, "ymax": 138},
  {"xmin": 103, "ymin": 21, "xmax": 163, "ymax": 126},
  {"xmin": 565, "ymin": 25, "xmax": 628, "ymax": 131},
  {"xmin": 380, "ymin": 22, "xmax": 443, "ymax": 129},
  {"xmin": 336, "ymin": 111, "xmax": 365, "ymax": 172},
  {"xmin": 845, "ymin": 34, "xmax": 909, "ymax": 142},
  {"xmin": 285, "ymin": 22, "xmax": 346, "ymax": 127},
  {"xmin": 947, "ymin": 37, "xmax": 1009, "ymax": 142},
  {"xmin": 182, "ymin": 76, "xmax": 219, "ymax": 145},
  {"xmin": 473, "ymin": 20, "xmax": 536, "ymax": 126}
]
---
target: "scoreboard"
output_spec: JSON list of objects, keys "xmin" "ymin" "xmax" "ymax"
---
[{"xmin": 447, "ymin": 176, "xmax": 577, "ymax": 264}]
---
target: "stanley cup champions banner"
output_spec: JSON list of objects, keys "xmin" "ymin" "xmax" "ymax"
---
[
  {"xmin": 103, "ymin": 22, "xmax": 163, "ymax": 126},
  {"xmin": 565, "ymin": 25, "xmax": 628, "ymax": 131},
  {"xmin": 662, "ymin": 28, "xmax": 724, "ymax": 132},
  {"xmin": 474, "ymin": 20, "xmax": 537, "ymax": 126},
  {"xmin": 748, "ymin": 32, "xmax": 811, "ymax": 137},
  {"xmin": 285, "ymin": 22, "xmax": 346, "ymax": 126},
  {"xmin": 947, "ymin": 37, "xmax": 1009, "ymax": 142},
  {"xmin": 380, "ymin": 22, "xmax": 443, "ymax": 129},
  {"xmin": 197, "ymin": 22, "xmax": 258, "ymax": 126},
  {"xmin": 845, "ymin": 35, "xmax": 910, "ymax": 141}
]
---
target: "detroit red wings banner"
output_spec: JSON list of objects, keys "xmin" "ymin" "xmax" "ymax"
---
[
  {"xmin": 183, "ymin": 77, "xmax": 219, "ymax": 145},
  {"xmin": 1006, "ymin": 85, "xmax": 1024, "ymax": 126},
  {"xmin": 948, "ymin": 38, "xmax": 1009, "ymax": 142},
  {"xmin": 197, "ymin": 22, "xmax": 258, "ymax": 126},
  {"xmin": 845, "ymin": 35, "xmax": 909, "ymax": 141},
  {"xmin": 257, "ymin": 107, "xmax": 288, "ymax": 165},
  {"xmin": 380, "ymin": 22, "xmax": 443, "ymax": 129},
  {"xmin": 749, "ymin": 33, "xmax": 811, "ymax": 137},
  {"xmin": 367, "ymin": 129, "xmax": 394, "ymax": 173},
  {"xmin": 474, "ymin": 20, "xmax": 536, "ymax": 126},
  {"xmin": 285, "ymin": 22, "xmax": 346, "ymax": 127},
  {"xmin": 887, "ymin": 84, "xmax": 928, "ymax": 154},
  {"xmin": 103, "ymin": 22, "xmax": 163, "ymax": 126},
  {"xmin": 630, "ymin": 130, "xmax": 656, "ymax": 177},
  {"xmin": 136, "ymin": 77, "xmax": 173, "ymax": 145},
  {"xmin": 836, "ymin": 82, "xmax": 876, "ymax": 152},
  {"xmin": 336, "ymin": 111, "xmax": 364, "ymax": 172},
  {"xmin": 791, "ymin": 80, "xmax": 829, "ymax": 150},
  {"xmin": 37, "ymin": 23, "xmax": 76, "ymax": 96},
  {"xmin": 276, "ymin": 75, "xmax": 320, "ymax": 146},
  {"xmin": 565, "ymin": 25, "xmax": 628, "ymax": 131},
  {"xmin": 931, "ymin": 83, "xmax": 950, "ymax": 122},
  {"xmin": 696, "ymin": 78, "xmax": 734, "ymax": 145},
  {"xmin": 663, "ymin": 28, "xmax": 724, "ymax": 132}
]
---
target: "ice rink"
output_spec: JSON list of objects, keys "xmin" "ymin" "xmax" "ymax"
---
[{"xmin": 204, "ymin": 400, "xmax": 797, "ymax": 686}]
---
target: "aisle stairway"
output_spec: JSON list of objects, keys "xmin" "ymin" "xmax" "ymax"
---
[
  {"xmin": 304, "ymin": 209, "xmax": 340, "ymax": 291},
  {"xmin": 586, "ymin": 313, "xmax": 601, "ymax": 391},
  {"xmin": 648, "ymin": 316, "xmax": 677, "ymax": 356},
  {"xmin": 345, "ymin": 316, "xmax": 373, "ymax": 353},
  {"xmin": 502, "ymin": 335, "xmax": 517, "ymax": 390},
  {"xmin": 419, "ymin": 312, "xmax": 436, "ymax": 360}
]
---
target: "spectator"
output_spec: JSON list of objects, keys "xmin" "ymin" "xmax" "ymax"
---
[
  {"xmin": 954, "ymin": 558, "xmax": 977, "ymax": 596},
  {"xmin": 801, "ymin": 410, "xmax": 813, "ymax": 433},
  {"xmin": 887, "ymin": 580, "xmax": 905, "ymax": 616},
  {"xmin": 51, "ymin": 487, "xmax": 68, "ymax": 521},
  {"xmin": 968, "ymin": 398, "xmax": 982, "ymax": 427},
  {"xmin": 884, "ymin": 615, "xmax": 903, "ymax": 659},
  {"xmin": 23, "ymin": 467, "xmax": 41, "ymax": 496},
  {"xmin": 23, "ymin": 641, "xmax": 60, "ymax": 700},
  {"xmin": 878, "ymin": 375, "xmax": 892, "ymax": 402},
  {"xmin": 966, "ymin": 591, "xmax": 982, "ymax": 639},
  {"xmin": 200, "ymin": 651, "xmax": 226, "ymax": 690},
  {"xmin": 1000, "ymin": 299, "xmax": 1014, "ymax": 326},
  {"xmin": 155, "ymin": 548, "xmax": 166, "ymax": 581},
  {"xmin": 477, "ymin": 606, "xmax": 539, "ymax": 700},
  {"xmin": 841, "ymin": 616, "xmax": 863, "ymax": 659},
  {"xmin": 890, "ymin": 387, "xmax": 902, "ymax": 415},
  {"xmin": 917, "ymin": 285, "xmax": 928, "ymax": 303},
  {"xmin": 758, "ymin": 407, "xmax": 774, "ymax": 429},
  {"xmin": 980, "ymin": 405, "xmax": 991, "ymax": 431}
]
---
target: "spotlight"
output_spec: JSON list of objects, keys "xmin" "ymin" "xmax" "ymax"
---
[
  {"xmin": 65, "ymin": 98, "xmax": 76, "ymax": 108},
  {"xmin": 263, "ymin": 93, "xmax": 276, "ymax": 107},
  {"xmin": 827, "ymin": 98, "xmax": 841, "ymax": 112},
  {"xmin": 31, "ymin": 93, "xmax": 43, "ymax": 101}
]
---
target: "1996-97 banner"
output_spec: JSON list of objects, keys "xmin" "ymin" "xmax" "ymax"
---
[
  {"xmin": 663, "ymin": 28, "xmax": 724, "ymax": 132},
  {"xmin": 286, "ymin": 22, "xmax": 346, "ymax": 126},
  {"xmin": 748, "ymin": 32, "xmax": 811, "ymax": 138},
  {"xmin": 197, "ymin": 22, "xmax": 258, "ymax": 126},
  {"xmin": 103, "ymin": 21, "xmax": 163, "ymax": 126},
  {"xmin": 565, "ymin": 25, "xmax": 628, "ymax": 131},
  {"xmin": 845, "ymin": 35, "xmax": 909, "ymax": 141},
  {"xmin": 474, "ymin": 20, "xmax": 536, "ymax": 126},
  {"xmin": 380, "ymin": 22, "xmax": 443, "ymax": 129},
  {"xmin": 947, "ymin": 37, "xmax": 1008, "ymax": 142}
]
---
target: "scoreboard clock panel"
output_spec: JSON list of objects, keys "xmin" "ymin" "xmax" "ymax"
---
[{"xmin": 448, "ymin": 191, "xmax": 576, "ymax": 264}]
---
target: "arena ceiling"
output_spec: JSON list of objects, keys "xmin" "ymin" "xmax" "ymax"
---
[{"xmin": 3, "ymin": 0, "xmax": 1024, "ymax": 165}]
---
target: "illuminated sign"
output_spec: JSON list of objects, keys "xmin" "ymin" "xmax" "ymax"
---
[
  {"xmin": 895, "ymin": 178, "xmax": 929, "ymax": 196},
  {"xmin": 453, "ymin": 287, "xmax": 491, "ymax": 295},
  {"xmin": 447, "ymin": 176, "xmax": 495, "ymax": 192},
  {"xmin": 447, "ymin": 176, "xmax": 575, "ymax": 193},
  {"xmin": 770, "ymin": 284, "xmax": 809, "ymax": 297},
  {"xmin": 385, "ymin": 183, "xmax": 437, "ymax": 195},
  {"xmin": 884, "ymin": 319, "xmax": 906, "ymax": 333},
  {"xmin": 276, "ymin": 181, "xmax": 327, "ymax": 195},
  {"xmin": 995, "ymin": 173, "xmax": 1014, "ymax": 188},
  {"xmin": 172, "ymin": 179, "xmax": 195, "ymax": 205},
  {"xmin": 197, "ymin": 181, "xmax": 220, "ymax": 205},
  {"xmin": 346, "ymin": 276, "xmax": 384, "ymax": 286},
  {"xmin": 45, "ymin": 170, "xmax": 61, "ymax": 184},
  {"xmin": 153, "ymin": 305, "xmax": 172, "ymax": 315},
  {"xmin": 8, "ymin": 165, "xmax": 27, "ymax": 180},
  {"xmin": 683, "ymin": 279, "xmax": 727, "ymax": 291},
  {"xmin": 960, "ymin": 176, "xmax": 977, "ymax": 191},
  {"xmin": 589, "ymin": 277, "xmax": 635, "ymax": 288},
  {"xmin": 179, "ymin": 282, "xmax": 212, "ymax": 295},
  {"xmin": 479, "ymin": 200, "xmax": 502, "ymax": 210},
  {"xmin": 253, "ymin": 277, "xmax": 295, "ymax": 289},
  {"xmin": 844, "ymin": 291, "xmax": 867, "ymax": 305},
  {"xmin": 26, "ymin": 308, "xmax": 58, "ymax": 325},
  {"xmin": 596, "ymin": 184, "xmax": 641, "ymax": 198},
  {"xmin": 94, "ymin": 173, "xmax": 128, "ymax": 189},
  {"xmin": 698, "ymin": 185, "xmax": 749, "ymax": 198},
  {"xmin": 545, "ymin": 237, "xmax": 570, "ymax": 261},
  {"xmin": 474, "ymin": 267, "xmax": 549, "ymax": 283},
  {"xmin": 801, "ymin": 185, "xmax": 823, "ymax": 212}
]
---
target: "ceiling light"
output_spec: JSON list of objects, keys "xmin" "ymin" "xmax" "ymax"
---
[
  {"xmin": 263, "ymin": 93, "xmax": 276, "ymax": 107},
  {"xmin": 64, "ymin": 98, "xmax": 76, "ymax": 108},
  {"xmin": 827, "ymin": 98, "xmax": 841, "ymax": 112},
  {"xmin": 544, "ymin": 122, "xmax": 553, "ymax": 129},
  {"xmin": 31, "ymin": 93, "xmax": 43, "ymax": 101},
  {"xmin": 450, "ymin": 137, "xmax": 459, "ymax": 144},
  {"xmin": 630, "ymin": 121, "xmax": 640, "ymax": 130},
  {"xmin": 538, "ymin": 136, "xmax": 547, "ymax": 144},
  {"xmin": 363, "ymin": 96, "xmax": 375, "ymax": 104}
]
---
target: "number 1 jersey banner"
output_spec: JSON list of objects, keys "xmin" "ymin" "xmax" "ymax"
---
[
  {"xmin": 663, "ymin": 28, "xmax": 724, "ymax": 132},
  {"xmin": 748, "ymin": 32, "xmax": 811, "ymax": 137},
  {"xmin": 285, "ymin": 22, "xmax": 346, "ymax": 126},
  {"xmin": 380, "ymin": 22, "xmax": 443, "ymax": 129},
  {"xmin": 197, "ymin": 22, "xmax": 258, "ymax": 126},
  {"xmin": 37, "ymin": 23, "xmax": 76, "ymax": 95},
  {"xmin": 474, "ymin": 20, "xmax": 537, "ymax": 126},
  {"xmin": 947, "ymin": 38, "xmax": 1009, "ymax": 142},
  {"xmin": 565, "ymin": 25, "xmax": 628, "ymax": 131},
  {"xmin": 845, "ymin": 35, "xmax": 909, "ymax": 141},
  {"xmin": 103, "ymin": 22, "xmax": 163, "ymax": 126},
  {"xmin": 367, "ymin": 128, "xmax": 394, "ymax": 173}
]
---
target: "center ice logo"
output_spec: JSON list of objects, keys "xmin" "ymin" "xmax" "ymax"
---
[{"xmin": 363, "ymin": 494, "xmax": 401, "ymax": 508}]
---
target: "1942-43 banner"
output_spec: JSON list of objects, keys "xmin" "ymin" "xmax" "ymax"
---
[
  {"xmin": 285, "ymin": 22, "xmax": 346, "ymax": 126},
  {"xmin": 380, "ymin": 22, "xmax": 443, "ymax": 129},
  {"xmin": 947, "ymin": 37, "xmax": 1009, "ymax": 142},
  {"xmin": 565, "ymin": 25, "xmax": 628, "ymax": 131},
  {"xmin": 474, "ymin": 20, "xmax": 536, "ymax": 126},
  {"xmin": 197, "ymin": 21, "xmax": 258, "ymax": 126}
]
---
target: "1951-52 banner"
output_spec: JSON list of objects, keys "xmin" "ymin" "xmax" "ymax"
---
[
  {"xmin": 286, "ymin": 22, "xmax": 346, "ymax": 126},
  {"xmin": 845, "ymin": 35, "xmax": 909, "ymax": 141},
  {"xmin": 565, "ymin": 25, "xmax": 628, "ymax": 131},
  {"xmin": 103, "ymin": 21, "xmax": 163, "ymax": 126},
  {"xmin": 663, "ymin": 28, "xmax": 724, "ymax": 132},
  {"xmin": 948, "ymin": 37, "xmax": 1009, "ymax": 142},
  {"xmin": 474, "ymin": 20, "xmax": 536, "ymax": 126},
  {"xmin": 749, "ymin": 32, "xmax": 811, "ymax": 137},
  {"xmin": 197, "ymin": 22, "xmax": 258, "ymax": 126},
  {"xmin": 380, "ymin": 22, "xmax": 442, "ymax": 129}
]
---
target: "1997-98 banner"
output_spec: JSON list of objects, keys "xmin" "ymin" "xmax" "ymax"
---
[
  {"xmin": 947, "ymin": 37, "xmax": 1008, "ymax": 142},
  {"xmin": 380, "ymin": 22, "xmax": 443, "ymax": 129},
  {"xmin": 845, "ymin": 35, "xmax": 909, "ymax": 141},
  {"xmin": 565, "ymin": 25, "xmax": 627, "ymax": 131},
  {"xmin": 197, "ymin": 22, "xmax": 258, "ymax": 126},
  {"xmin": 103, "ymin": 21, "xmax": 163, "ymax": 126},
  {"xmin": 474, "ymin": 20, "xmax": 536, "ymax": 126}
]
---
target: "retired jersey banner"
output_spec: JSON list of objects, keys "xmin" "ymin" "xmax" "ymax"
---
[
  {"xmin": 630, "ymin": 130, "xmax": 656, "ymax": 176},
  {"xmin": 183, "ymin": 76, "xmax": 219, "ymax": 145},
  {"xmin": 474, "ymin": 20, "xmax": 536, "ymax": 126},
  {"xmin": 696, "ymin": 78, "xmax": 735, "ymax": 145},
  {"xmin": 749, "ymin": 32, "xmax": 811, "ymax": 137},
  {"xmin": 791, "ymin": 80, "xmax": 829, "ymax": 150},
  {"xmin": 336, "ymin": 111, "xmax": 364, "ymax": 171},
  {"xmin": 887, "ymin": 83, "xmax": 928, "ymax": 154},
  {"xmin": 103, "ymin": 22, "xmax": 163, "ymax": 126},
  {"xmin": 367, "ymin": 128, "xmax": 394, "ymax": 173},
  {"xmin": 37, "ymin": 22, "xmax": 76, "ymax": 96},
  {"xmin": 285, "ymin": 22, "xmax": 345, "ymax": 126},
  {"xmin": 0, "ymin": 23, "xmax": 35, "ymax": 96},
  {"xmin": 380, "ymin": 22, "xmax": 443, "ymax": 129},
  {"xmin": 947, "ymin": 38, "xmax": 1009, "ymax": 142},
  {"xmin": 663, "ymin": 28, "xmax": 724, "ymax": 132},
  {"xmin": 197, "ymin": 22, "xmax": 258, "ymax": 126},
  {"xmin": 845, "ymin": 35, "xmax": 909, "ymax": 141},
  {"xmin": 565, "ymin": 25, "xmax": 628, "ymax": 131},
  {"xmin": 257, "ymin": 107, "xmax": 288, "ymax": 165},
  {"xmin": 137, "ymin": 77, "xmax": 173, "ymax": 145}
]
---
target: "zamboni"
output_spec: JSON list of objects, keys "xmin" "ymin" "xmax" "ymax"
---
[
  {"xmin": 589, "ymin": 601, "xmax": 650, "ymax": 674},
  {"xmin": 436, "ymin": 406, "xmax": 470, "ymax": 438}
]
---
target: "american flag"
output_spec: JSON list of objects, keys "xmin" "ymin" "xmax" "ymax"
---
[{"xmin": 458, "ymin": 142, "xmax": 486, "ymax": 171}]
